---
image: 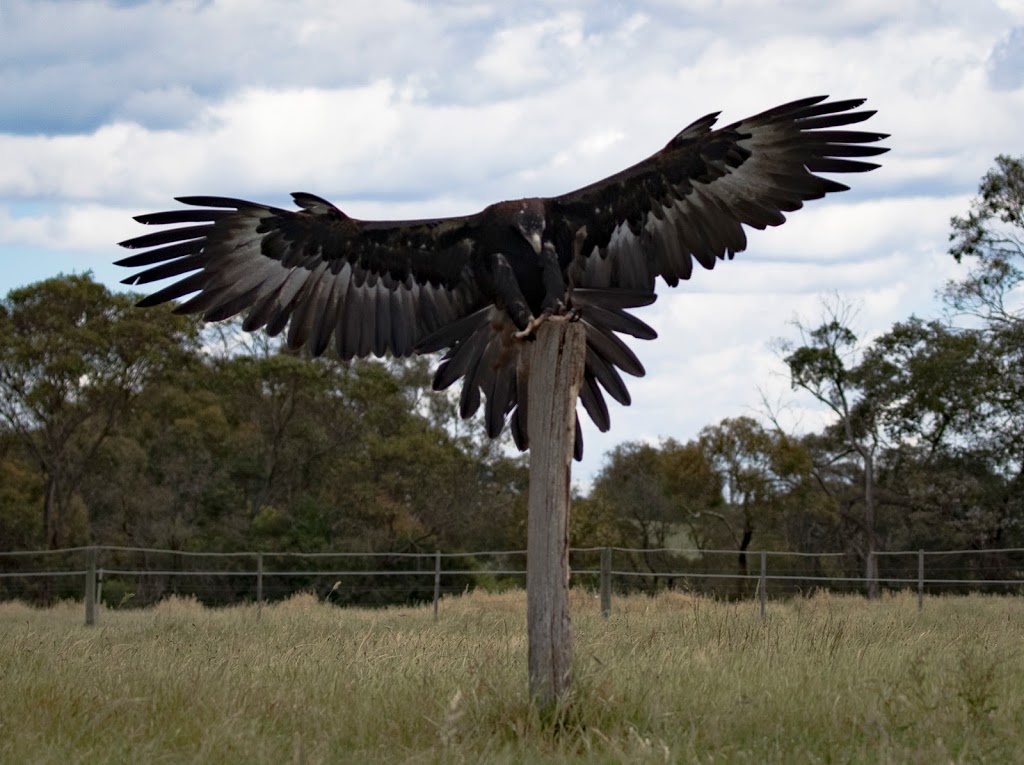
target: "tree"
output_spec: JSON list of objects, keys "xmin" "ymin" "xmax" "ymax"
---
[
  {"xmin": 777, "ymin": 297, "xmax": 885, "ymax": 597},
  {"xmin": 0, "ymin": 437, "xmax": 42, "ymax": 550},
  {"xmin": 944, "ymin": 155, "xmax": 1024, "ymax": 327},
  {"xmin": 590, "ymin": 439, "xmax": 721, "ymax": 584},
  {"xmin": 0, "ymin": 274, "xmax": 198, "ymax": 547},
  {"xmin": 943, "ymin": 155, "xmax": 1024, "ymax": 479},
  {"xmin": 698, "ymin": 416, "xmax": 812, "ymax": 589},
  {"xmin": 588, "ymin": 442, "xmax": 677, "ymax": 553},
  {"xmin": 853, "ymin": 318, "xmax": 1021, "ymax": 558},
  {"xmin": 857, "ymin": 318, "xmax": 992, "ymax": 460}
]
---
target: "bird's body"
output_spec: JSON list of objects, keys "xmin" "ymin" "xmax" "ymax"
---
[{"xmin": 118, "ymin": 95, "xmax": 888, "ymax": 457}]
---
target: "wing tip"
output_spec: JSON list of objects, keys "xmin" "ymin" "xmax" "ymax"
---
[
  {"xmin": 291, "ymin": 192, "xmax": 345, "ymax": 217},
  {"xmin": 174, "ymin": 195, "xmax": 249, "ymax": 209},
  {"xmin": 134, "ymin": 294, "xmax": 164, "ymax": 308}
]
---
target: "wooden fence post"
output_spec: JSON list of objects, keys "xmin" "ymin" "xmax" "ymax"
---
[
  {"xmin": 917, "ymin": 549, "xmax": 924, "ymax": 612},
  {"xmin": 256, "ymin": 552, "xmax": 263, "ymax": 619},
  {"xmin": 525, "ymin": 318, "xmax": 586, "ymax": 707},
  {"xmin": 759, "ymin": 550, "xmax": 767, "ymax": 621},
  {"xmin": 600, "ymin": 547, "xmax": 612, "ymax": 618},
  {"xmin": 433, "ymin": 550, "xmax": 441, "ymax": 622},
  {"xmin": 84, "ymin": 546, "xmax": 97, "ymax": 626},
  {"xmin": 868, "ymin": 551, "xmax": 878, "ymax": 599}
]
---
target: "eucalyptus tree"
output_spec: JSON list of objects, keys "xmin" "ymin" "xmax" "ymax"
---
[
  {"xmin": 776, "ymin": 298, "xmax": 889, "ymax": 596},
  {"xmin": 0, "ymin": 274, "xmax": 198, "ymax": 548}
]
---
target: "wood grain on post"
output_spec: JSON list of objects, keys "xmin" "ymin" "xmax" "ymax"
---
[{"xmin": 524, "ymin": 317, "xmax": 586, "ymax": 707}]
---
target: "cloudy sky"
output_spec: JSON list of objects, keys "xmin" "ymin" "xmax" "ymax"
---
[{"xmin": 2, "ymin": 0, "xmax": 1023, "ymax": 485}]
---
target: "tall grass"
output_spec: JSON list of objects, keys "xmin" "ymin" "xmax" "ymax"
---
[{"xmin": 2, "ymin": 590, "xmax": 1023, "ymax": 763}]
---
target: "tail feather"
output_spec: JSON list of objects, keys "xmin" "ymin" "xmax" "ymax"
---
[
  {"xmin": 424, "ymin": 289, "xmax": 656, "ymax": 459},
  {"xmin": 579, "ymin": 372, "xmax": 611, "ymax": 432},
  {"xmin": 486, "ymin": 352, "xmax": 516, "ymax": 438},
  {"xmin": 434, "ymin": 322, "xmax": 490, "ymax": 391}
]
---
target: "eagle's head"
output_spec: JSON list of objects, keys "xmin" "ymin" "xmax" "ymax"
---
[{"xmin": 514, "ymin": 199, "xmax": 545, "ymax": 256}]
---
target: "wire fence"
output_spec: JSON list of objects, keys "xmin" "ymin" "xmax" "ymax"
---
[{"xmin": 2, "ymin": 544, "xmax": 1023, "ymax": 625}]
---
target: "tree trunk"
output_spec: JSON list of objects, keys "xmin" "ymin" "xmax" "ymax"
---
[{"xmin": 525, "ymin": 318, "xmax": 586, "ymax": 707}]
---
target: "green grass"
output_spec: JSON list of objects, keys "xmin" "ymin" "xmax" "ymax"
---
[{"xmin": 2, "ymin": 589, "xmax": 1023, "ymax": 764}]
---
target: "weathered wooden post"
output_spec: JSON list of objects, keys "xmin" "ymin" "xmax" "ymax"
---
[
  {"xmin": 600, "ymin": 546, "xmax": 612, "ymax": 618},
  {"xmin": 525, "ymin": 317, "xmax": 586, "ymax": 707},
  {"xmin": 758, "ymin": 550, "xmax": 767, "ymax": 621},
  {"xmin": 433, "ymin": 550, "xmax": 442, "ymax": 622},
  {"xmin": 256, "ymin": 552, "xmax": 264, "ymax": 619},
  {"xmin": 84, "ymin": 546, "xmax": 97, "ymax": 626},
  {"xmin": 868, "ymin": 551, "xmax": 878, "ymax": 599},
  {"xmin": 917, "ymin": 549, "xmax": 924, "ymax": 612}
]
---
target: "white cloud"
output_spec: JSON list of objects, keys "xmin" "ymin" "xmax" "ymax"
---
[
  {"xmin": 2, "ymin": 7, "xmax": 1020, "ymax": 205},
  {"xmin": 2, "ymin": 0, "xmax": 1023, "ymax": 485},
  {"xmin": 475, "ymin": 13, "xmax": 586, "ymax": 88},
  {"xmin": 743, "ymin": 196, "xmax": 970, "ymax": 261},
  {"xmin": 995, "ymin": 0, "xmax": 1024, "ymax": 20},
  {"xmin": 0, "ymin": 204, "xmax": 141, "ymax": 252}
]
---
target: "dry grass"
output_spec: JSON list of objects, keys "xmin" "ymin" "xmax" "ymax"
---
[{"xmin": 2, "ymin": 589, "xmax": 1023, "ymax": 763}]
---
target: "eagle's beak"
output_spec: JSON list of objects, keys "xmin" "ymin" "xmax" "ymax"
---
[{"xmin": 527, "ymin": 231, "xmax": 542, "ymax": 255}]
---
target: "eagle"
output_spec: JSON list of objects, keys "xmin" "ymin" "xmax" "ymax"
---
[{"xmin": 117, "ymin": 95, "xmax": 887, "ymax": 459}]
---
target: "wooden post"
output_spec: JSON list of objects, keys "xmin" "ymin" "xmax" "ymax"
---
[
  {"xmin": 759, "ymin": 550, "xmax": 767, "ymax": 621},
  {"xmin": 433, "ymin": 550, "xmax": 441, "ymax": 622},
  {"xmin": 525, "ymin": 318, "xmax": 586, "ymax": 707},
  {"xmin": 917, "ymin": 549, "xmax": 924, "ymax": 612},
  {"xmin": 868, "ymin": 551, "xmax": 878, "ymax": 599},
  {"xmin": 256, "ymin": 552, "xmax": 263, "ymax": 619},
  {"xmin": 96, "ymin": 568, "xmax": 104, "ymax": 610},
  {"xmin": 84, "ymin": 546, "xmax": 97, "ymax": 626},
  {"xmin": 600, "ymin": 547, "xmax": 612, "ymax": 618}
]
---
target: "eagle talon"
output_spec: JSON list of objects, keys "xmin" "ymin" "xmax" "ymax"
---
[
  {"xmin": 514, "ymin": 314, "xmax": 547, "ymax": 339},
  {"xmin": 541, "ymin": 297, "xmax": 567, "ymax": 316},
  {"xmin": 514, "ymin": 307, "xmax": 579, "ymax": 339}
]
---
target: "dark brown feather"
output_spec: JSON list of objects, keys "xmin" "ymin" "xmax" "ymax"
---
[{"xmin": 553, "ymin": 95, "xmax": 888, "ymax": 293}]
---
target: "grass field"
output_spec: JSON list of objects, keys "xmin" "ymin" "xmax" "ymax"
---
[{"xmin": 2, "ymin": 590, "xmax": 1023, "ymax": 764}]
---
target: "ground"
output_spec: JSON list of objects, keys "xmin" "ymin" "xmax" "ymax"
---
[{"xmin": 2, "ymin": 589, "xmax": 1023, "ymax": 763}]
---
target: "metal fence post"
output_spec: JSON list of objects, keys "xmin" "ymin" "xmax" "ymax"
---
[
  {"xmin": 917, "ymin": 549, "xmax": 924, "ymax": 612},
  {"xmin": 600, "ymin": 547, "xmax": 612, "ymax": 618},
  {"xmin": 759, "ymin": 550, "xmax": 767, "ymax": 620},
  {"xmin": 433, "ymin": 550, "xmax": 441, "ymax": 622},
  {"xmin": 84, "ymin": 546, "xmax": 97, "ymax": 626},
  {"xmin": 256, "ymin": 552, "xmax": 263, "ymax": 619}
]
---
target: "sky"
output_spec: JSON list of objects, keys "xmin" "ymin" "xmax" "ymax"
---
[{"xmin": 2, "ymin": 0, "xmax": 1024, "ymax": 487}]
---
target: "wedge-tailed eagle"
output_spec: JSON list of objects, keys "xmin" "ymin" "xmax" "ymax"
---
[{"xmin": 118, "ymin": 95, "xmax": 887, "ymax": 458}]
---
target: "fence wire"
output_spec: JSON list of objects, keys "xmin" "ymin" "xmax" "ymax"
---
[{"xmin": 1, "ymin": 545, "xmax": 1023, "ymax": 610}]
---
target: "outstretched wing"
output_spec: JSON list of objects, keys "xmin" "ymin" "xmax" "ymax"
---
[
  {"xmin": 551, "ymin": 95, "xmax": 889, "ymax": 291},
  {"xmin": 117, "ymin": 193, "xmax": 485, "ymax": 358}
]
